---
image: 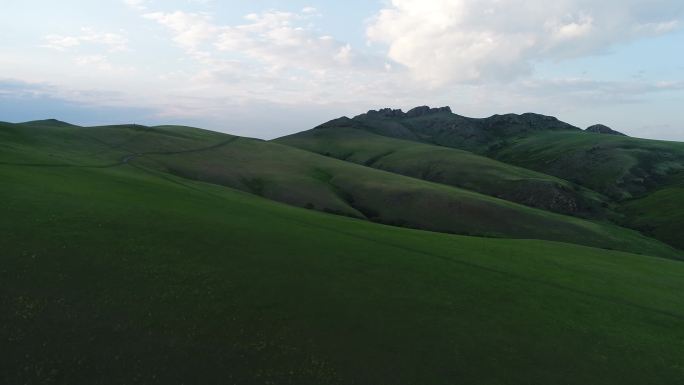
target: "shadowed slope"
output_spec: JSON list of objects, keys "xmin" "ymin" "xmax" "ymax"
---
[
  {"xmin": 619, "ymin": 175, "xmax": 684, "ymax": 250},
  {"xmin": 276, "ymin": 125, "xmax": 609, "ymax": 218}
]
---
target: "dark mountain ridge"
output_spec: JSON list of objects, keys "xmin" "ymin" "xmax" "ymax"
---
[
  {"xmin": 319, "ymin": 106, "xmax": 582, "ymax": 152},
  {"xmin": 586, "ymin": 124, "xmax": 627, "ymax": 136}
]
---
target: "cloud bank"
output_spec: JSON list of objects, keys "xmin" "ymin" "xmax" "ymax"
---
[{"xmin": 367, "ymin": 0, "xmax": 683, "ymax": 85}]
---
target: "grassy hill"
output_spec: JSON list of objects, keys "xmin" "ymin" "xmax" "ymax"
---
[
  {"xmin": 276, "ymin": 124, "xmax": 609, "ymax": 217},
  {"xmin": 492, "ymin": 131, "xmax": 684, "ymax": 199},
  {"xmin": 492, "ymin": 131, "xmax": 684, "ymax": 249},
  {"xmin": 1, "ymin": 121, "xmax": 678, "ymax": 259},
  {"xmin": 320, "ymin": 108, "xmax": 684, "ymax": 200},
  {"xmin": 619, "ymin": 175, "xmax": 684, "ymax": 250},
  {"xmin": 2, "ymin": 144, "xmax": 684, "ymax": 384},
  {"xmin": 297, "ymin": 109, "xmax": 684, "ymax": 250}
]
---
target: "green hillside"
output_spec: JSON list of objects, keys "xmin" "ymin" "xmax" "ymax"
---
[
  {"xmin": 619, "ymin": 177, "xmax": 684, "ymax": 250},
  {"xmin": 298, "ymin": 109, "xmax": 684, "ymax": 251},
  {"xmin": 493, "ymin": 131, "xmax": 684, "ymax": 200},
  {"xmin": 2, "ymin": 148, "xmax": 684, "ymax": 384},
  {"xmin": 493, "ymin": 132, "xmax": 684, "ymax": 250},
  {"xmin": 1, "ymin": 121, "xmax": 678, "ymax": 259},
  {"xmin": 321, "ymin": 107, "xmax": 684, "ymax": 200},
  {"xmin": 277, "ymin": 125, "xmax": 609, "ymax": 217}
]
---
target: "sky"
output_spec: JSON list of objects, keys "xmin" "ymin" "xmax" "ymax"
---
[{"xmin": 1, "ymin": 0, "xmax": 683, "ymax": 140}]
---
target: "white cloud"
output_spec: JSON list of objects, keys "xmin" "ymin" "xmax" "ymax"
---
[
  {"xmin": 42, "ymin": 35, "xmax": 81, "ymax": 51},
  {"xmin": 74, "ymin": 55, "xmax": 110, "ymax": 68},
  {"xmin": 213, "ymin": 10, "xmax": 365, "ymax": 71},
  {"xmin": 367, "ymin": 0, "xmax": 684, "ymax": 85},
  {"xmin": 43, "ymin": 28, "xmax": 128, "ymax": 52},
  {"xmin": 123, "ymin": 0, "xmax": 147, "ymax": 11},
  {"xmin": 73, "ymin": 55, "xmax": 135, "ymax": 74},
  {"xmin": 143, "ymin": 11, "xmax": 218, "ymax": 51},
  {"xmin": 142, "ymin": 8, "xmax": 384, "ymax": 91}
]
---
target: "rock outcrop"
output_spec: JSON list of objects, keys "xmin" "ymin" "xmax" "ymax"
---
[{"xmin": 586, "ymin": 124, "xmax": 627, "ymax": 136}]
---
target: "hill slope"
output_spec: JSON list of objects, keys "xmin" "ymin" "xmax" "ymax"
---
[
  {"xmin": 276, "ymin": 124, "xmax": 609, "ymax": 217},
  {"xmin": 320, "ymin": 107, "xmax": 683, "ymax": 200},
  {"xmin": 493, "ymin": 131, "xmax": 684, "ymax": 199},
  {"xmin": 1, "ymin": 121, "xmax": 678, "ymax": 259},
  {"xmin": 619, "ymin": 174, "xmax": 684, "ymax": 250},
  {"xmin": 492, "ymin": 132, "xmax": 684, "ymax": 249},
  {"xmin": 294, "ymin": 109, "xmax": 684, "ymax": 250},
  {"xmin": 2, "ymin": 151, "xmax": 684, "ymax": 384}
]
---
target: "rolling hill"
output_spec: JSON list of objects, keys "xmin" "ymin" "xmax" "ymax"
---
[
  {"xmin": 619, "ymin": 174, "xmax": 684, "ymax": 250},
  {"xmin": 291, "ymin": 108, "xmax": 684, "ymax": 250},
  {"xmin": 276, "ymin": 123, "xmax": 609, "ymax": 218},
  {"xmin": 305, "ymin": 107, "xmax": 684, "ymax": 200},
  {"xmin": 493, "ymin": 131, "xmax": 684, "ymax": 200},
  {"xmin": 1, "ymin": 121, "xmax": 679, "ymax": 259},
  {"xmin": 2, "ymin": 129, "xmax": 684, "ymax": 384}
]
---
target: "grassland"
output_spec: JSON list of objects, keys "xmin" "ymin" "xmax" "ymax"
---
[
  {"xmin": 2, "ymin": 121, "xmax": 678, "ymax": 258},
  {"xmin": 2, "ymin": 156, "xmax": 684, "ymax": 384}
]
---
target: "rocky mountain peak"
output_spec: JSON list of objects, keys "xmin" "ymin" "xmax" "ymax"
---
[{"xmin": 360, "ymin": 106, "xmax": 453, "ymax": 119}]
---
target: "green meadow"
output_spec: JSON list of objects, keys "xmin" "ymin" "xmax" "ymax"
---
[{"xmin": 1, "ymin": 118, "xmax": 683, "ymax": 384}]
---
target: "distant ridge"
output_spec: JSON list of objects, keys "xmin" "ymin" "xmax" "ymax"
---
[
  {"xmin": 356, "ymin": 106, "xmax": 453, "ymax": 119},
  {"xmin": 21, "ymin": 119, "xmax": 78, "ymax": 127},
  {"xmin": 316, "ymin": 106, "xmax": 582, "ymax": 152},
  {"xmin": 586, "ymin": 124, "xmax": 627, "ymax": 136},
  {"xmin": 351, "ymin": 106, "xmax": 581, "ymax": 131}
]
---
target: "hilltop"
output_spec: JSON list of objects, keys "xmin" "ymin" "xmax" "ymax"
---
[{"xmin": 280, "ymin": 107, "xmax": 684, "ymax": 250}]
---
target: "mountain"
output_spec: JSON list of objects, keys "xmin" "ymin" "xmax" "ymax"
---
[
  {"xmin": 277, "ymin": 122, "xmax": 609, "ymax": 218},
  {"xmin": 281, "ymin": 108, "xmax": 684, "ymax": 250},
  {"xmin": 347, "ymin": 106, "xmax": 580, "ymax": 153},
  {"xmin": 334, "ymin": 107, "xmax": 684, "ymax": 199},
  {"xmin": 2, "ymin": 120, "xmax": 684, "ymax": 385}
]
